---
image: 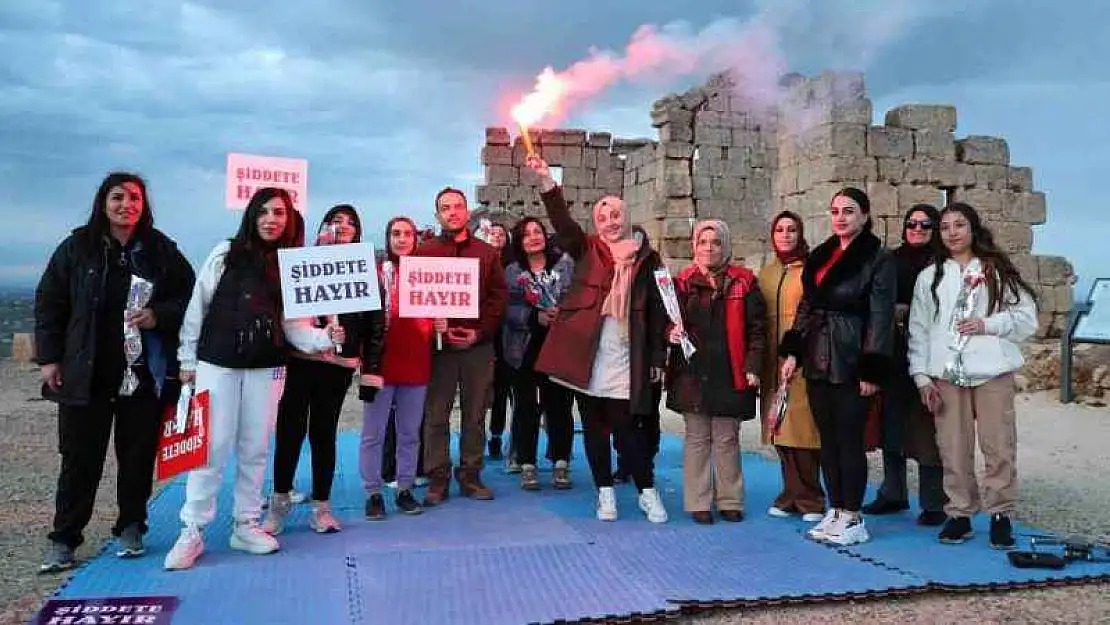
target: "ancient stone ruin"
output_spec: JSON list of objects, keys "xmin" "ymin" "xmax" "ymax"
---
[{"xmin": 476, "ymin": 70, "xmax": 1074, "ymax": 338}]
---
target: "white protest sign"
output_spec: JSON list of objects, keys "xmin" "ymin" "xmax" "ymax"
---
[
  {"xmin": 398, "ymin": 256, "xmax": 480, "ymax": 319},
  {"xmin": 278, "ymin": 242, "xmax": 381, "ymax": 319},
  {"xmin": 226, "ymin": 152, "xmax": 308, "ymax": 214}
]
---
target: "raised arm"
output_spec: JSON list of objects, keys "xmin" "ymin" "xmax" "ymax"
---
[{"xmin": 527, "ymin": 156, "xmax": 587, "ymax": 260}]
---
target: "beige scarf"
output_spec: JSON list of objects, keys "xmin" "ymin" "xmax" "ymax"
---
[{"xmin": 595, "ymin": 196, "xmax": 640, "ymax": 336}]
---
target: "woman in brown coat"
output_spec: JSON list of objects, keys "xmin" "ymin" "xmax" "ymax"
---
[
  {"xmin": 758, "ymin": 211, "xmax": 825, "ymax": 523},
  {"xmin": 525, "ymin": 155, "xmax": 670, "ymax": 524}
]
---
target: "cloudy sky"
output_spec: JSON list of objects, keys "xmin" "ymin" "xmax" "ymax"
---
[{"xmin": 0, "ymin": 1, "xmax": 1105, "ymax": 296}]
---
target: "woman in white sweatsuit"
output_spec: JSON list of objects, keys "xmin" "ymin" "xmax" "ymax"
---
[
  {"xmin": 906, "ymin": 202, "xmax": 1037, "ymax": 550},
  {"xmin": 164, "ymin": 188, "xmax": 338, "ymax": 570}
]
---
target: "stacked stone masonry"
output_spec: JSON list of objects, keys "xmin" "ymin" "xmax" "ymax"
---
[{"xmin": 477, "ymin": 71, "xmax": 1073, "ymax": 337}]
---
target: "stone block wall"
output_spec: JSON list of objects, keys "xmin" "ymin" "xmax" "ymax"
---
[
  {"xmin": 476, "ymin": 70, "xmax": 1074, "ymax": 337},
  {"xmin": 474, "ymin": 127, "xmax": 636, "ymax": 234}
]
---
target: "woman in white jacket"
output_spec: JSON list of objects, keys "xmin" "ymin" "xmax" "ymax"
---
[
  {"xmin": 907, "ymin": 202, "xmax": 1038, "ymax": 550},
  {"xmin": 164, "ymin": 188, "xmax": 338, "ymax": 570}
]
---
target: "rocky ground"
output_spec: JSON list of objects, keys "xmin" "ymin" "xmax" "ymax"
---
[{"xmin": 1, "ymin": 360, "xmax": 1108, "ymax": 624}]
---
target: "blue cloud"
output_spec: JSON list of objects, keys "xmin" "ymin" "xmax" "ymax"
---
[{"xmin": 0, "ymin": 0, "xmax": 1103, "ymax": 299}]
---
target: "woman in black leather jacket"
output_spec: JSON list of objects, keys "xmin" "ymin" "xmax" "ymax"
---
[{"xmin": 779, "ymin": 187, "xmax": 896, "ymax": 547}]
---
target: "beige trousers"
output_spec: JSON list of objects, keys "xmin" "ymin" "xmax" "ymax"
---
[
  {"xmin": 934, "ymin": 374, "xmax": 1018, "ymax": 518},
  {"xmin": 682, "ymin": 414, "xmax": 744, "ymax": 513}
]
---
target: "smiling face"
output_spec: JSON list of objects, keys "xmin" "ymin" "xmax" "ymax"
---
[
  {"xmin": 772, "ymin": 217, "xmax": 800, "ymax": 255},
  {"xmin": 521, "ymin": 220, "xmax": 546, "ymax": 255},
  {"xmin": 904, "ymin": 210, "xmax": 934, "ymax": 247},
  {"xmin": 593, "ymin": 197, "xmax": 627, "ymax": 244},
  {"xmin": 389, "ymin": 220, "xmax": 416, "ymax": 257},
  {"xmin": 435, "ymin": 191, "xmax": 469, "ymax": 233},
  {"xmin": 256, "ymin": 196, "xmax": 290, "ymax": 243},
  {"xmin": 940, "ymin": 210, "xmax": 973, "ymax": 256},
  {"xmin": 104, "ymin": 182, "xmax": 144, "ymax": 230},
  {"xmin": 327, "ymin": 211, "xmax": 357, "ymax": 244},
  {"xmin": 829, "ymin": 194, "xmax": 868, "ymax": 239}
]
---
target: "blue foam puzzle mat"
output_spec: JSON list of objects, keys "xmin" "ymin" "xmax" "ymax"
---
[{"xmin": 48, "ymin": 429, "xmax": 1109, "ymax": 625}]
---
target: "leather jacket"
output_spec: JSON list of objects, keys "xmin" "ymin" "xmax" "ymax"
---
[{"xmin": 780, "ymin": 230, "xmax": 896, "ymax": 386}]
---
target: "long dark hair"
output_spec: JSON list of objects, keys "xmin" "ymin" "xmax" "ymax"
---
[
  {"xmin": 226, "ymin": 187, "xmax": 299, "ymax": 270},
  {"xmin": 930, "ymin": 202, "xmax": 1037, "ymax": 317},
  {"xmin": 384, "ymin": 216, "xmax": 418, "ymax": 264},
  {"xmin": 510, "ymin": 217, "xmax": 555, "ymax": 267},
  {"xmin": 81, "ymin": 172, "xmax": 154, "ymax": 251}
]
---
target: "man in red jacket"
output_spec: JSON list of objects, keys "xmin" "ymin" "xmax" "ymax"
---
[{"xmin": 416, "ymin": 187, "xmax": 508, "ymax": 505}]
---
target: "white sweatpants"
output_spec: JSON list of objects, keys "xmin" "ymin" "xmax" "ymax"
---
[{"xmin": 179, "ymin": 361, "xmax": 286, "ymax": 527}]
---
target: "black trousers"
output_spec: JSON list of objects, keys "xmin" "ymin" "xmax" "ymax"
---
[
  {"xmin": 488, "ymin": 357, "xmax": 512, "ymax": 438},
  {"xmin": 272, "ymin": 358, "xmax": 353, "ymax": 501},
  {"xmin": 577, "ymin": 395, "xmax": 653, "ymax": 491},
  {"xmin": 615, "ymin": 381, "xmax": 662, "ymax": 476},
  {"xmin": 807, "ymin": 380, "xmax": 869, "ymax": 512},
  {"xmin": 50, "ymin": 375, "xmax": 161, "ymax": 549},
  {"xmin": 510, "ymin": 367, "xmax": 573, "ymax": 465},
  {"xmin": 382, "ymin": 406, "xmax": 426, "ymax": 483}
]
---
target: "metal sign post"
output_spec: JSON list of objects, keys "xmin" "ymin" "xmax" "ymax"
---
[{"xmin": 1060, "ymin": 278, "xmax": 1110, "ymax": 403}]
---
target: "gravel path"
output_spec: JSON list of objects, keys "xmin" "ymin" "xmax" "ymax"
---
[{"xmin": 1, "ymin": 361, "xmax": 1107, "ymax": 624}]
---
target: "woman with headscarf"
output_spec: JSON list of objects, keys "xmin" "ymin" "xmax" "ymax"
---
[
  {"xmin": 525, "ymin": 155, "xmax": 669, "ymax": 523},
  {"xmin": 264, "ymin": 204, "xmax": 383, "ymax": 535},
  {"xmin": 164, "ymin": 188, "xmax": 338, "ymax": 570},
  {"xmin": 614, "ymin": 226, "xmax": 664, "ymax": 484},
  {"xmin": 779, "ymin": 187, "xmax": 896, "ymax": 546},
  {"xmin": 758, "ymin": 211, "xmax": 825, "ymax": 524},
  {"xmin": 665, "ymin": 219, "xmax": 766, "ymax": 524},
  {"xmin": 862, "ymin": 204, "xmax": 946, "ymax": 526}
]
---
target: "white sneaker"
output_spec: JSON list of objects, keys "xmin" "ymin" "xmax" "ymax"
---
[
  {"xmin": 807, "ymin": 509, "xmax": 840, "ymax": 541},
  {"xmin": 767, "ymin": 506, "xmax": 792, "ymax": 518},
  {"xmin": 164, "ymin": 524, "xmax": 204, "ymax": 570},
  {"xmin": 289, "ymin": 489, "xmax": 308, "ymax": 504},
  {"xmin": 262, "ymin": 493, "xmax": 292, "ymax": 535},
  {"xmin": 637, "ymin": 488, "xmax": 669, "ymax": 524},
  {"xmin": 827, "ymin": 514, "xmax": 870, "ymax": 546},
  {"xmin": 596, "ymin": 486, "xmax": 618, "ymax": 521},
  {"xmin": 230, "ymin": 520, "xmax": 279, "ymax": 555},
  {"xmin": 309, "ymin": 502, "xmax": 342, "ymax": 534},
  {"xmin": 802, "ymin": 512, "xmax": 825, "ymax": 523}
]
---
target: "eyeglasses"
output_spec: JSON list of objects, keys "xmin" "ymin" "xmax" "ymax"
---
[{"xmin": 906, "ymin": 219, "xmax": 933, "ymax": 230}]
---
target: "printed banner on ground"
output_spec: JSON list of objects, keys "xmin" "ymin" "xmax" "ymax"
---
[
  {"xmin": 398, "ymin": 256, "xmax": 480, "ymax": 319},
  {"xmin": 278, "ymin": 242, "xmax": 381, "ymax": 318},
  {"xmin": 35, "ymin": 595, "xmax": 179, "ymax": 624},
  {"xmin": 225, "ymin": 152, "xmax": 308, "ymax": 214},
  {"xmin": 156, "ymin": 389, "xmax": 210, "ymax": 481}
]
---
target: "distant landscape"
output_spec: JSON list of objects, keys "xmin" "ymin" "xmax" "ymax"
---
[{"xmin": 0, "ymin": 286, "xmax": 33, "ymax": 359}]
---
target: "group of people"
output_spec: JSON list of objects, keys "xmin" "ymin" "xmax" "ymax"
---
[{"xmin": 33, "ymin": 154, "xmax": 1038, "ymax": 574}]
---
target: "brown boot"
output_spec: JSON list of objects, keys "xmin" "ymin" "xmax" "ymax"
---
[
  {"xmin": 423, "ymin": 467, "xmax": 451, "ymax": 507},
  {"xmin": 454, "ymin": 467, "xmax": 494, "ymax": 500}
]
